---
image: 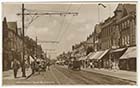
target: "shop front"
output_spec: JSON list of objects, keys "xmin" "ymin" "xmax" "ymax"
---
[
  {"xmin": 119, "ymin": 46, "xmax": 136, "ymax": 71},
  {"xmin": 109, "ymin": 48, "xmax": 127, "ymax": 70},
  {"xmin": 88, "ymin": 49, "xmax": 109, "ymax": 68},
  {"xmin": 79, "ymin": 56, "xmax": 87, "ymax": 68}
]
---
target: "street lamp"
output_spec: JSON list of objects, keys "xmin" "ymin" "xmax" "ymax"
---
[{"xmin": 97, "ymin": 3, "xmax": 106, "ymax": 23}]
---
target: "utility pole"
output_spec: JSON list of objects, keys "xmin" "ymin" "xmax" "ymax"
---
[
  {"xmin": 22, "ymin": 3, "xmax": 26, "ymax": 77},
  {"xmin": 36, "ymin": 36, "xmax": 38, "ymax": 58},
  {"xmin": 17, "ymin": 4, "xmax": 79, "ymax": 76}
]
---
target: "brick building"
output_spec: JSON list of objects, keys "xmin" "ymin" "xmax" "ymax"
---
[
  {"xmin": 3, "ymin": 18, "xmax": 23, "ymax": 71},
  {"xmin": 3, "ymin": 17, "xmax": 44, "ymax": 71},
  {"xmin": 83, "ymin": 4, "xmax": 136, "ymax": 71},
  {"xmin": 100, "ymin": 4, "xmax": 136, "ymax": 71},
  {"xmin": 100, "ymin": 4, "xmax": 136, "ymax": 50},
  {"xmin": 94, "ymin": 24, "xmax": 102, "ymax": 51}
]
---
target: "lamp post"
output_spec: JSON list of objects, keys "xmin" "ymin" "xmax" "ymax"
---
[{"xmin": 98, "ymin": 3, "xmax": 107, "ymax": 22}]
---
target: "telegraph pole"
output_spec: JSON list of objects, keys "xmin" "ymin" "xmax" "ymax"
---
[
  {"xmin": 17, "ymin": 4, "xmax": 79, "ymax": 76},
  {"xmin": 36, "ymin": 36, "xmax": 38, "ymax": 58},
  {"xmin": 22, "ymin": 3, "xmax": 26, "ymax": 77}
]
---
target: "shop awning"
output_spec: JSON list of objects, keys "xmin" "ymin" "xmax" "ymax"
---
[
  {"xmin": 88, "ymin": 52, "xmax": 96, "ymax": 60},
  {"xmin": 79, "ymin": 56, "xmax": 87, "ymax": 60},
  {"xmin": 89, "ymin": 50, "xmax": 109, "ymax": 60},
  {"xmin": 120, "ymin": 46, "xmax": 136, "ymax": 59},
  {"xmin": 86, "ymin": 52, "xmax": 93, "ymax": 59},
  {"xmin": 98, "ymin": 49, "xmax": 110, "ymax": 60},
  {"xmin": 110, "ymin": 48, "xmax": 126, "ymax": 53}
]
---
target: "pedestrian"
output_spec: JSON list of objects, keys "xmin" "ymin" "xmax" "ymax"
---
[
  {"xmin": 11, "ymin": 59, "xmax": 20, "ymax": 78},
  {"xmin": 108, "ymin": 59, "xmax": 113, "ymax": 70},
  {"xmin": 29, "ymin": 56, "xmax": 35, "ymax": 74},
  {"xmin": 46, "ymin": 61, "xmax": 51, "ymax": 70},
  {"xmin": 31, "ymin": 60, "xmax": 36, "ymax": 74},
  {"xmin": 89, "ymin": 62, "xmax": 93, "ymax": 68},
  {"xmin": 85, "ymin": 60, "xmax": 88, "ymax": 68},
  {"xmin": 112, "ymin": 61, "xmax": 116, "ymax": 72},
  {"xmin": 35, "ymin": 60, "xmax": 41, "ymax": 74},
  {"xmin": 98, "ymin": 60, "xmax": 102, "ymax": 69}
]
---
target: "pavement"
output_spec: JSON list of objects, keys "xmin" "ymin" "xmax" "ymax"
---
[
  {"xmin": 60, "ymin": 65, "xmax": 136, "ymax": 82},
  {"xmin": 2, "ymin": 65, "xmax": 136, "ymax": 85},
  {"xmin": 3, "ymin": 67, "xmax": 32, "ymax": 80},
  {"xmin": 82, "ymin": 67, "xmax": 136, "ymax": 82}
]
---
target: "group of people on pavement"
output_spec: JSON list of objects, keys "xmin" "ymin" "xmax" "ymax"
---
[
  {"xmin": 80, "ymin": 59, "xmax": 119, "ymax": 72},
  {"xmin": 30, "ymin": 56, "xmax": 51, "ymax": 75},
  {"xmin": 11, "ymin": 55, "xmax": 51, "ymax": 78},
  {"xmin": 81, "ymin": 60, "xmax": 102, "ymax": 69}
]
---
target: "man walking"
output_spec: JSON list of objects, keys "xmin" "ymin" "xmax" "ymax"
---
[{"xmin": 11, "ymin": 59, "xmax": 20, "ymax": 78}]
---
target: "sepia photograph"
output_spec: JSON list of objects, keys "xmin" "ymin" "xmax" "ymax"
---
[{"xmin": 2, "ymin": 1, "xmax": 136, "ymax": 85}]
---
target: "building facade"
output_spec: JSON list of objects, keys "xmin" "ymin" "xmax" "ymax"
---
[
  {"xmin": 99, "ymin": 4, "xmax": 136, "ymax": 71},
  {"xmin": 3, "ymin": 17, "xmax": 44, "ymax": 71},
  {"xmin": 3, "ymin": 18, "xmax": 21, "ymax": 70}
]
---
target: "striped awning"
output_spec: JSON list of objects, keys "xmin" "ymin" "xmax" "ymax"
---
[
  {"xmin": 79, "ymin": 56, "xmax": 87, "ymax": 60},
  {"xmin": 98, "ymin": 49, "xmax": 109, "ymax": 60},
  {"xmin": 88, "ymin": 52, "xmax": 95, "ymax": 60},
  {"xmin": 120, "ymin": 46, "xmax": 136, "ymax": 59},
  {"xmin": 110, "ymin": 48, "xmax": 126, "ymax": 53},
  {"xmin": 89, "ymin": 49, "xmax": 109, "ymax": 60}
]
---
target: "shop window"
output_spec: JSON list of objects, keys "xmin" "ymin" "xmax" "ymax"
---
[
  {"xmin": 124, "ymin": 35, "xmax": 127, "ymax": 45},
  {"xmin": 127, "ymin": 20, "xmax": 130, "ymax": 27},
  {"xmin": 127, "ymin": 35, "xmax": 130, "ymax": 45},
  {"xmin": 122, "ymin": 37, "xmax": 125, "ymax": 46},
  {"xmin": 132, "ymin": 19, "xmax": 135, "ymax": 28},
  {"xmin": 125, "ymin": 21, "xmax": 127, "ymax": 28},
  {"xmin": 124, "ymin": 21, "xmax": 126, "ymax": 29},
  {"xmin": 122, "ymin": 22, "xmax": 124, "ymax": 29},
  {"xmin": 122, "ymin": 22, "xmax": 123, "ymax": 29}
]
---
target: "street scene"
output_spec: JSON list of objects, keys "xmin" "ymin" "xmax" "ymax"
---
[{"xmin": 2, "ymin": 2, "xmax": 136, "ymax": 85}]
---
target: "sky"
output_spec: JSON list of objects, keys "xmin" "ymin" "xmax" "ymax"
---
[{"xmin": 2, "ymin": 2, "xmax": 134, "ymax": 59}]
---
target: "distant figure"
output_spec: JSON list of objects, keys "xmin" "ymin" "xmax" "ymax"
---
[
  {"xmin": 112, "ymin": 61, "xmax": 116, "ymax": 71},
  {"xmin": 30, "ymin": 56, "xmax": 35, "ymax": 74},
  {"xmin": 85, "ymin": 61, "xmax": 88, "ymax": 68},
  {"xmin": 11, "ymin": 59, "xmax": 20, "ymax": 78},
  {"xmin": 31, "ymin": 60, "xmax": 36, "ymax": 74},
  {"xmin": 98, "ymin": 60, "xmax": 102, "ymax": 69},
  {"xmin": 46, "ymin": 61, "xmax": 51, "ymax": 70},
  {"xmin": 89, "ymin": 62, "xmax": 93, "ymax": 68}
]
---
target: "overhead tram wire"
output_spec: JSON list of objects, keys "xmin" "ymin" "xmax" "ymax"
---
[
  {"xmin": 24, "ymin": 7, "xmax": 53, "ymax": 36},
  {"xmin": 22, "ymin": 8, "xmax": 40, "ymax": 35},
  {"xmin": 54, "ymin": 4, "xmax": 72, "ymax": 55},
  {"xmin": 55, "ymin": 4, "xmax": 82, "ymax": 56},
  {"xmin": 58, "ymin": 4, "xmax": 83, "ymax": 42},
  {"xmin": 25, "ymin": 8, "xmax": 56, "ymax": 34},
  {"xmin": 24, "ymin": 8, "xmax": 75, "ymax": 13},
  {"xmin": 55, "ymin": 3, "xmax": 72, "ymax": 42}
]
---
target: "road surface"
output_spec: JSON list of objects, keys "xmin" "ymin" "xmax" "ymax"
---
[{"xmin": 3, "ymin": 65, "xmax": 136, "ymax": 85}]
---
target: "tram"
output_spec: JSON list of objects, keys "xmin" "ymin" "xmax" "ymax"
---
[{"xmin": 68, "ymin": 57, "xmax": 82, "ymax": 71}]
